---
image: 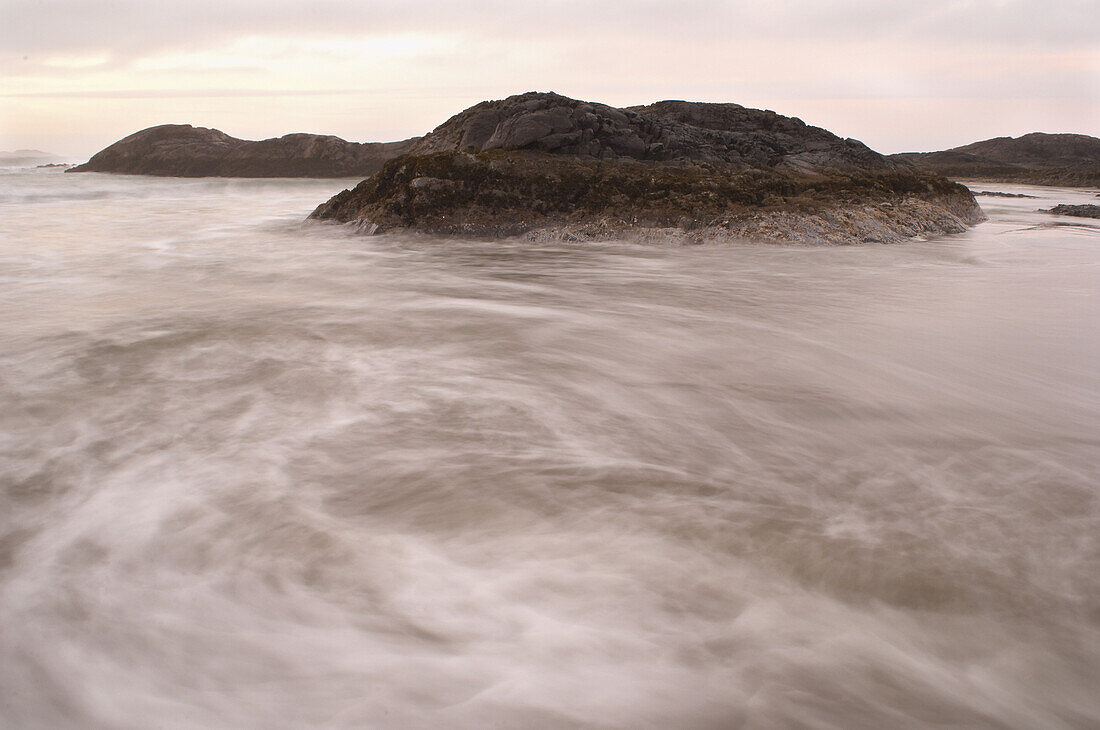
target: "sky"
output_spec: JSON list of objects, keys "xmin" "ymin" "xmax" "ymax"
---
[{"xmin": 2, "ymin": 0, "xmax": 1098, "ymax": 158}]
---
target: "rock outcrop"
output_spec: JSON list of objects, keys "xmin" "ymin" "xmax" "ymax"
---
[
  {"xmin": 67, "ymin": 125, "xmax": 416, "ymax": 178},
  {"xmin": 310, "ymin": 92, "xmax": 983, "ymax": 244},
  {"xmin": 410, "ymin": 92, "xmax": 897, "ymax": 174},
  {"xmin": 971, "ymin": 190, "xmax": 1037, "ymax": 198},
  {"xmin": 1045, "ymin": 204, "xmax": 1100, "ymax": 219},
  {"xmin": 891, "ymin": 133, "xmax": 1100, "ymax": 187}
]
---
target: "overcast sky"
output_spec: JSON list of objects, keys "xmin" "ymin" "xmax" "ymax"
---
[{"xmin": 2, "ymin": 0, "xmax": 1098, "ymax": 157}]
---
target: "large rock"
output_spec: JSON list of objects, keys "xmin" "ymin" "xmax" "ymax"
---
[
  {"xmin": 310, "ymin": 92, "xmax": 984, "ymax": 245},
  {"xmin": 891, "ymin": 133, "xmax": 1100, "ymax": 187},
  {"xmin": 67, "ymin": 125, "xmax": 416, "ymax": 177},
  {"xmin": 411, "ymin": 91, "xmax": 897, "ymax": 174}
]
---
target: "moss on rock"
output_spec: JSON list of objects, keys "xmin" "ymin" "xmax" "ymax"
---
[{"xmin": 310, "ymin": 149, "xmax": 983, "ymax": 244}]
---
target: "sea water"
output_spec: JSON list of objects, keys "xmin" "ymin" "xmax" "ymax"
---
[{"xmin": 1, "ymin": 168, "xmax": 1098, "ymax": 729}]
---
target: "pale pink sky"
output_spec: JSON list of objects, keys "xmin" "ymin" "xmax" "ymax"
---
[{"xmin": 2, "ymin": 0, "xmax": 1098, "ymax": 158}]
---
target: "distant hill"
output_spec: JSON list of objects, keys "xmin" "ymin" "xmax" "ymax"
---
[
  {"xmin": 0, "ymin": 149, "xmax": 69, "ymax": 167},
  {"xmin": 891, "ymin": 133, "xmax": 1100, "ymax": 187},
  {"xmin": 67, "ymin": 126, "xmax": 416, "ymax": 178}
]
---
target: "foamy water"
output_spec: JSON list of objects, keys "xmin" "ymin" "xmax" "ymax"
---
[{"xmin": 1, "ymin": 168, "xmax": 1098, "ymax": 729}]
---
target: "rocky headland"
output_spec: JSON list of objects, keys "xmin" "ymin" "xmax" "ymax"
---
[
  {"xmin": 67, "ymin": 125, "xmax": 415, "ymax": 178},
  {"xmin": 891, "ymin": 133, "xmax": 1100, "ymax": 187},
  {"xmin": 310, "ymin": 92, "xmax": 983, "ymax": 244}
]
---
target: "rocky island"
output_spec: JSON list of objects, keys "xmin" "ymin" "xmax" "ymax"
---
[
  {"xmin": 67, "ymin": 125, "xmax": 415, "ymax": 178},
  {"xmin": 309, "ymin": 92, "xmax": 983, "ymax": 244},
  {"xmin": 891, "ymin": 133, "xmax": 1100, "ymax": 187}
]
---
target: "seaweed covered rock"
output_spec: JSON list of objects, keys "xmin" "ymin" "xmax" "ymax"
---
[{"xmin": 310, "ymin": 149, "xmax": 983, "ymax": 244}]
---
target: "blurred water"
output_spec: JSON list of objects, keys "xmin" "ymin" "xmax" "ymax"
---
[{"xmin": 1, "ymin": 168, "xmax": 1098, "ymax": 729}]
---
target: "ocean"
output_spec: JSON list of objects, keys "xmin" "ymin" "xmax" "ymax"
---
[{"xmin": 1, "ymin": 167, "xmax": 1098, "ymax": 728}]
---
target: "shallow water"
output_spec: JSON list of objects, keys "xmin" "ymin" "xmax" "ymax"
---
[{"xmin": 1, "ymin": 168, "xmax": 1098, "ymax": 729}]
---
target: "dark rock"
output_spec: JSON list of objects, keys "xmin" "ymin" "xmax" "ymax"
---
[
  {"xmin": 971, "ymin": 190, "xmax": 1038, "ymax": 198},
  {"xmin": 1045, "ymin": 204, "xmax": 1100, "ymax": 219},
  {"xmin": 410, "ymin": 91, "xmax": 899, "ymax": 175},
  {"xmin": 68, "ymin": 124, "xmax": 416, "ymax": 177},
  {"xmin": 891, "ymin": 133, "xmax": 1100, "ymax": 187}
]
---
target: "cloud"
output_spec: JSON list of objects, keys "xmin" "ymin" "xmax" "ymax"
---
[
  {"xmin": 2, "ymin": 0, "xmax": 1097, "ymax": 155},
  {"xmin": 4, "ymin": 0, "xmax": 1099, "ymax": 59}
]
